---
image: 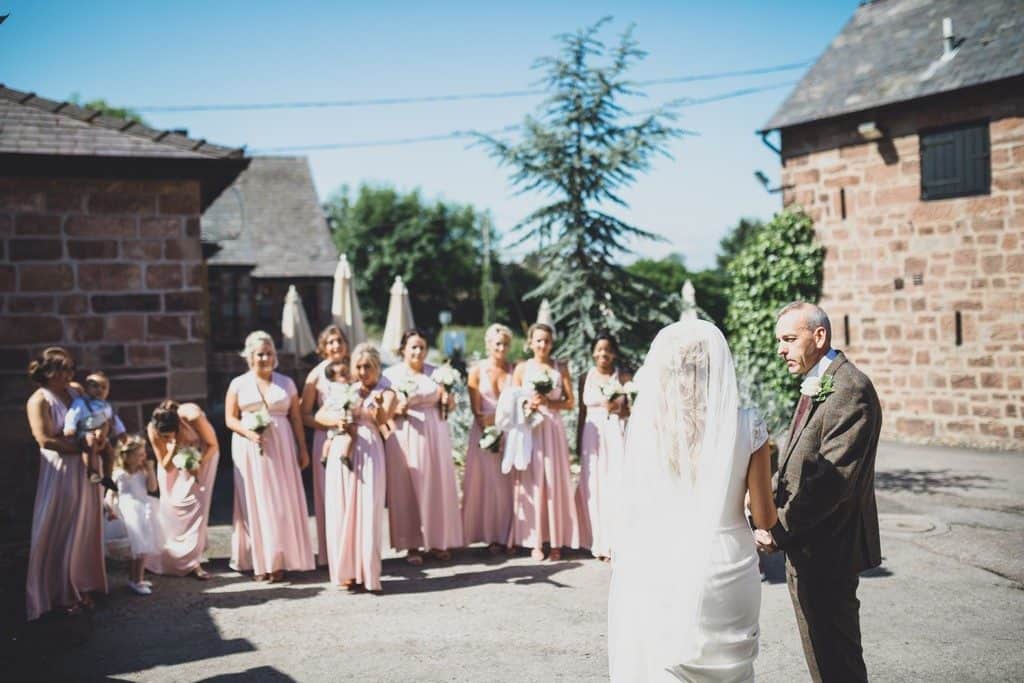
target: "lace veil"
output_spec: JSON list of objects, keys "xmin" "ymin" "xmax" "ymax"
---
[{"xmin": 608, "ymin": 319, "xmax": 740, "ymax": 680}]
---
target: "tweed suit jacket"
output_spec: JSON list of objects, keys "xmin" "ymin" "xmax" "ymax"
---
[{"xmin": 771, "ymin": 351, "xmax": 882, "ymax": 576}]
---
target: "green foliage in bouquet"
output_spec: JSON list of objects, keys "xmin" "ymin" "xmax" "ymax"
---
[{"xmin": 725, "ymin": 208, "xmax": 824, "ymax": 433}]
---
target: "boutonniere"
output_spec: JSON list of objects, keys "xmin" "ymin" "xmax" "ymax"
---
[{"xmin": 800, "ymin": 375, "xmax": 835, "ymax": 403}]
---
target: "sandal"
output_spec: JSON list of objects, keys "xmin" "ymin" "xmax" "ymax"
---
[
  {"xmin": 548, "ymin": 548, "xmax": 562, "ymax": 562},
  {"xmin": 405, "ymin": 551, "xmax": 423, "ymax": 566},
  {"xmin": 268, "ymin": 570, "xmax": 285, "ymax": 583},
  {"xmin": 254, "ymin": 573, "xmax": 269, "ymax": 582},
  {"xmin": 429, "ymin": 549, "xmax": 452, "ymax": 561},
  {"xmin": 193, "ymin": 567, "xmax": 211, "ymax": 581}
]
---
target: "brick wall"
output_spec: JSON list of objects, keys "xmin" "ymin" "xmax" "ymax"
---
[
  {"xmin": 0, "ymin": 176, "xmax": 210, "ymax": 535},
  {"xmin": 778, "ymin": 83, "xmax": 1024, "ymax": 449}
]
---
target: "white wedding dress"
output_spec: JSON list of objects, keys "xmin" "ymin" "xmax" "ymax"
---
[{"xmin": 608, "ymin": 320, "xmax": 769, "ymax": 682}]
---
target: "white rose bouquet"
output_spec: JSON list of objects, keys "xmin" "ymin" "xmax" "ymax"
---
[
  {"xmin": 432, "ymin": 363, "xmax": 461, "ymax": 419},
  {"xmin": 524, "ymin": 368, "xmax": 559, "ymax": 427},
  {"xmin": 172, "ymin": 446, "xmax": 201, "ymax": 472},
  {"xmin": 479, "ymin": 425, "xmax": 502, "ymax": 454},
  {"xmin": 241, "ymin": 405, "xmax": 273, "ymax": 455}
]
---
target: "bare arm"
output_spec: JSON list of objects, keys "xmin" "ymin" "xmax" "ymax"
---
[
  {"xmin": 147, "ymin": 424, "xmax": 176, "ymax": 471},
  {"xmin": 27, "ymin": 392, "xmax": 80, "ymax": 455},
  {"xmin": 144, "ymin": 460, "xmax": 158, "ymax": 493},
  {"xmin": 554, "ymin": 363, "xmax": 575, "ymax": 412},
  {"xmin": 746, "ymin": 441, "xmax": 778, "ymax": 530},
  {"xmin": 301, "ymin": 371, "xmax": 336, "ymax": 430},
  {"xmin": 224, "ymin": 386, "xmax": 260, "ymax": 443},
  {"xmin": 467, "ymin": 366, "xmax": 485, "ymax": 429},
  {"xmin": 576, "ymin": 374, "xmax": 587, "ymax": 452},
  {"xmin": 288, "ymin": 392, "xmax": 310, "ymax": 470},
  {"xmin": 376, "ymin": 389, "xmax": 397, "ymax": 427}
]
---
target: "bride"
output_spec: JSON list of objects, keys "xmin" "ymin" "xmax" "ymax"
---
[{"xmin": 608, "ymin": 320, "xmax": 776, "ymax": 682}]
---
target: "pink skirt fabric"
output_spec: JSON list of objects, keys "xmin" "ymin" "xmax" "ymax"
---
[
  {"xmin": 385, "ymin": 433, "xmax": 424, "ymax": 551},
  {"xmin": 324, "ymin": 421, "xmax": 386, "ymax": 590},
  {"xmin": 386, "ymin": 406, "xmax": 463, "ymax": 551},
  {"xmin": 461, "ymin": 421, "xmax": 513, "ymax": 545},
  {"xmin": 312, "ymin": 428, "xmax": 329, "ymax": 566},
  {"xmin": 510, "ymin": 411, "xmax": 579, "ymax": 549},
  {"xmin": 146, "ymin": 451, "xmax": 219, "ymax": 576},
  {"xmin": 574, "ymin": 409, "xmax": 624, "ymax": 556},
  {"xmin": 25, "ymin": 449, "xmax": 84, "ymax": 620},
  {"xmin": 230, "ymin": 416, "xmax": 314, "ymax": 575},
  {"xmin": 70, "ymin": 473, "xmax": 108, "ymax": 595}
]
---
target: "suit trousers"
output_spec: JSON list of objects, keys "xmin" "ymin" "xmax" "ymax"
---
[{"xmin": 786, "ymin": 563, "xmax": 868, "ymax": 683}]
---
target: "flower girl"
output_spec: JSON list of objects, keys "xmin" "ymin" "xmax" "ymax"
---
[{"xmin": 110, "ymin": 435, "xmax": 160, "ymax": 595}]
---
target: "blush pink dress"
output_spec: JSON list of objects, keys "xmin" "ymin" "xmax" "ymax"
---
[
  {"xmin": 574, "ymin": 367, "xmax": 627, "ymax": 557},
  {"xmin": 461, "ymin": 361, "xmax": 514, "ymax": 545},
  {"xmin": 146, "ymin": 406, "xmax": 219, "ymax": 576},
  {"xmin": 69, "ymin": 396, "xmax": 108, "ymax": 598},
  {"xmin": 26, "ymin": 387, "xmax": 87, "ymax": 620},
  {"xmin": 382, "ymin": 363, "xmax": 463, "ymax": 552},
  {"xmin": 307, "ymin": 359, "xmax": 332, "ymax": 567},
  {"xmin": 324, "ymin": 382, "xmax": 387, "ymax": 590},
  {"xmin": 510, "ymin": 360, "xmax": 579, "ymax": 550},
  {"xmin": 229, "ymin": 371, "xmax": 314, "ymax": 575}
]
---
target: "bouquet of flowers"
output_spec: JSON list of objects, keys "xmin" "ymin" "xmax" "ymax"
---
[
  {"xmin": 600, "ymin": 378, "xmax": 638, "ymax": 408},
  {"xmin": 327, "ymin": 382, "xmax": 362, "ymax": 423},
  {"xmin": 396, "ymin": 377, "xmax": 419, "ymax": 401},
  {"xmin": 171, "ymin": 446, "xmax": 201, "ymax": 471},
  {"xmin": 432, "ymin": 363, "xmax": 462, "ymax": 419},
  {"xmin": 523, "ymin": 368, "xmax": 559, "ymax": 426},
  {"xmin": 479, "ymin": 425, "xmax": 502, "ymax": 454},
  {"xmin": 241, "ymin": 405, "xmax": 273, "ymax": 456}
]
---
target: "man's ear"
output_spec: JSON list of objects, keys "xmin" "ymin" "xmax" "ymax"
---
[{"xmin": 813, "ymin": 326, "xmax": 828, "ymax": 349}]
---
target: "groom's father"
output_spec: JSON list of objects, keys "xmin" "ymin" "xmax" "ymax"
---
[{"xmin": 764, "ymin": 302, "xmax": 882, "ymax": 683}]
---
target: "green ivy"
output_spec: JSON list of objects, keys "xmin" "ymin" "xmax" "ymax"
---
[{"xmin": 725, "ymin": 208, "xmax": 824, "ymax": 433}]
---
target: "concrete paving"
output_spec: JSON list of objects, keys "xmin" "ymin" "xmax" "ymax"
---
[{"xmin": 8, "ymin": 441, "xmax": 1024, "ymax": 682}]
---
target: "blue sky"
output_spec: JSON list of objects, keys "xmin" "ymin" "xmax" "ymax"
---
[{"xmin": 2, "ymin": 0, "xmax": 857, "ymax": 269}]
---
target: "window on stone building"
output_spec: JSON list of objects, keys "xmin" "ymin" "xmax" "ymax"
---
[
  {"xmin": 210, "ymin": 267, "xmax": 253, "ymax": 350},
  {"xmin": 919, "ymin": 121, "xmax": 990, "ymax": 200}
]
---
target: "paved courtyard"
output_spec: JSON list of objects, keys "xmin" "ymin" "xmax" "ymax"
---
[{"xmin": 9, "ymin": 442, "xmax": 1024, "ymax": 682}]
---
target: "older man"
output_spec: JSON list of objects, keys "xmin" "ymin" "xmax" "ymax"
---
[{"xmin": 763, "ymin": 301, "xmax": 882, "ymax": 683}]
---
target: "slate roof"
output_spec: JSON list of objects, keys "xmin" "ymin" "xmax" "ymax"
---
[
  {"xmin": 762, "ymin": 0, "xmax": 1024, "ymax": 131},
  {"xmin": 0, "ymin": 84, "xmax": 245, "ymax": 159},
  {"xmin": 201, "ymin": 156, "xmax": 339, "ymax": 278}
]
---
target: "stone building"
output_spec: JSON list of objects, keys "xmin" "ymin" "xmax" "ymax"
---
[
  {"xmin": 761, "ymin": 0, "xmax": 1023, "ymax": 449},
  {"xmin": 0, "ymin": 85, "xmax": 248, "ymax": 587}
]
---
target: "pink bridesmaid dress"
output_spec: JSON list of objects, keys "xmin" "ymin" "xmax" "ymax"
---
[
  {"xmin": 146, "ymin": 407, "xmax": 219, "ymax": 576},
  {"xmin": 461, "ymin": 361, "xmax": 514, "ymax": 545},
  {"xmin": 510, "ymin": 360, "xmax": 579, "ymax": 551},
  {"xmin": 574, "ymin": 367, "xmax": 626, "ymax": 557},
  {"xmin": 324, "ymin": 383, "xmax": 387, "ymax": 590},
  {"xmin": 69, "ymin": 422, "xmax": 108, "ymax": 597},
  {"xmin": 307, "ymin": 359, "xmax": 332, "ymax": 566},
  {"xmin": 229, "ymin": 371, "xmax": 314, "ymax": 575},
  {"xmin": 26, "ymin": 387, "xmax": 88, "ymax": 620},
  {"xmin": 382, "ymin": 364, "xmax": 463, "ymax": 552}
]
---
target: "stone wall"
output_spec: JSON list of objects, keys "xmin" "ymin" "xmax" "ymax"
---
[
  {"xmin": 778, "ymin": 82, "xmax": 1023, "ymax": 449},
  {"xmin": 0, "ymin": 176, "xmax": 209, "ymax": 535}
]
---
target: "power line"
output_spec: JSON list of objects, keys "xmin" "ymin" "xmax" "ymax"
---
[
  {"xmin": 250, "ymin": 81, "xmax": 790, "ymax": 153},
  {"xmin": 131, "ymin": 60, "xmax": 811, "ymax": 113}
]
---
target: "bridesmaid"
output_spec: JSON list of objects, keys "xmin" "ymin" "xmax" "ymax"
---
[
  {"xmin": 382, "ymin": 329, "xmax": 463, "ymax": 565},
  {"xmin": 24, "ymin": 347, "xmax": 91, "ymax": 619},
  {"xmin": 145, "ymin": 400, "xmax": 220, "ymax": 578},
  {"xmin": 318, "ymin": 343, "xmax": 394, "ymax": 591},
  {"xmin": 575, "ymin": 332, "xmax": 631, "ymax": 561},
  {"xmin": 510, "ymin": 323, "xmax": 579, "ymax": 561},
  {"xmin": 461, "ymin": 323, "xmax": 515, "ymax": 554},
  {"xmin": 300, "ymin": 324, "xmax": 350, "ymax": 567},
  {"xmin": 226, "ymin": 330, "xmax": 314, "ymax": 582}
]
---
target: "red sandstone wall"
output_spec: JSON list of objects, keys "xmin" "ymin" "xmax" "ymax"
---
[
  {"xmin": 779, "ymin": 86, "xmax": 1023, "ymax": 450},
  {"xmin": 0, "ymin": 177, "xmax": 210, "ymax": 526}
]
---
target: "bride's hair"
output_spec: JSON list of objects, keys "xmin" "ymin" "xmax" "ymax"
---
[{"xmin": 670, "ymin": 340, "xmax": 710, "ymax": 477}]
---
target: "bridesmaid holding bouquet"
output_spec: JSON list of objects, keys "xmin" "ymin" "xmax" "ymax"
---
[{"xmin": 510, "ymin": 323, "xmax": 579, "ymax": 561}]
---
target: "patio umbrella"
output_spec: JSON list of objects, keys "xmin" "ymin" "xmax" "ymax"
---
[
  {"xmin": 381, "ymin": 275, "xmax": 415, "ymax": 355},
  {"xmin": 680, "ymin": 279, "xmax": 698, "ymax": 321},
  {"xmin": 281, "ymin": 285, "xmax": 318, "ymax": 358},
  {"xmin": 536, "ymin": 298, "xmax": 555, "ymax": 336},
  {"xmin": 331, "ymin": 254, "xmax": 367, "ymax": 347}
]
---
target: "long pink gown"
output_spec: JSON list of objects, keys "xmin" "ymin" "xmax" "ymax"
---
[
  {"xmin": 146, "ymin": 407, "xmax": 220, "ymax": 576},
  {"xmin": 26, "ymin": 387, "xmax": 88, "ymax": 620},
  {"xmin": 306, "ymin": 359, "xmax": 331, "ymax": 567},
  {"xmin": 324, "ymin": 383, "xmax": 387, "ymax": 590},
  {"xmin": 461, "ymin": 362, "xmax": 514, "ymax": 545},
  {"xmin": 69, "ymin": 413, "xmax": 108, "ymax": 597},
  {"xmin": 382, "ymin": 364, "xmax": 463, "ymax": 552},
  {"xmin": 510, "ymin": 360, "xmax": 579, "ymax": 550},
  {"xmin": 574, "ymin": 367, "xmax": 626, "ymax": 557},
  {"xmin": 229, "ymin": 371, "xmax": 314, "ymax": 575}
]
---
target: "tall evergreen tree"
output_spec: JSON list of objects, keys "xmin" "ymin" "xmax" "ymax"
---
[{"xmin": 475, "ymin": 18, "xmax": 681, "ymax": 367}]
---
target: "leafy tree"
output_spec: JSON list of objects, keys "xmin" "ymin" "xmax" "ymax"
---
[
  {"xmin": 716, "ymin": 217, "xmax": 764, "ymax": 272},
  {"xmin": 725, "ymin": 208, "xmax": 824, "ymax": 432},
  {"xmin": 626, "ymin": 253, "xmax": 730, "ymax": 330},
  {"xmin": 325, "ymin": 184, "xmax": 486, "ymax": 333},
  {"xmin": 475, "ymin": 18, "xmax": 681, "ymax": 368},
  {"xmin": 69, "ymin": 94, "xmax": 146, "ymax": 124}
]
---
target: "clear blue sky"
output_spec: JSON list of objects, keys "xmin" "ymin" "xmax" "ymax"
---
[{"xmin": 2, "ymin": 0, "xmax": 857, "ymax": 269}]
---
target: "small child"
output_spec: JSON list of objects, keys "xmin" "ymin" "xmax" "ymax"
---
[
  {"xmin": 64, "ymin": 371, "xmax": 125, "ymax": 486},
  {"xmin": 110, "ymin": 435, "xmax": 160, "ymax": 595},
  {"xmin": 319, "ymin": 360, "xmax": 355, "ymax": 467}
]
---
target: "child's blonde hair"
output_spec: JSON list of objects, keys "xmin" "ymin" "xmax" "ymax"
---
[{"xmin": 114, "ymin": 434, "xmax": 147, "ymax": 472}]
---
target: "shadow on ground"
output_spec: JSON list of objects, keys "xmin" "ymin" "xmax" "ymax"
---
[{"xmin": 875, "ymin": 469, "xmax": 993, "ymax": 494}]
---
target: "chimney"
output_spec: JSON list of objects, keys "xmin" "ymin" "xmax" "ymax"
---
[{"xmin": 942, "ymin": 17, "xmax": 955, "ymax": 58}]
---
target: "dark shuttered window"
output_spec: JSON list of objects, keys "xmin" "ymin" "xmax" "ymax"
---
[{"xmin": 919, "ymin": 121, "xmax": 990, "ymax": 200}]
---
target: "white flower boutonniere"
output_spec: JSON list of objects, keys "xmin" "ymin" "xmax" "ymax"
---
[{"xmin": 801, "ymin": 375, "xmax": 835, "ymax": 403}]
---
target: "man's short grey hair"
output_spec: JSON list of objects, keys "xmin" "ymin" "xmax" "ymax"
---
[{"xmin": 777, "ymin": 301, "xmax": 832, "ymax": 338}]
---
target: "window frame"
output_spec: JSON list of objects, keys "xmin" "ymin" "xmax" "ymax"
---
[{"xmin": 918, "ymin": 119, "xmax": 991, "ymax": 201}]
